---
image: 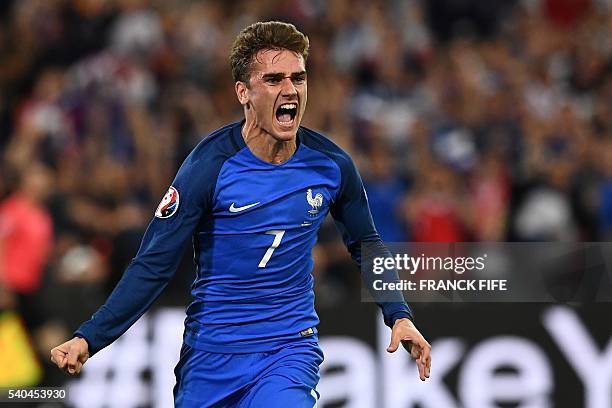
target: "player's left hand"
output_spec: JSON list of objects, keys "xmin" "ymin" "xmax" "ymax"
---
[{"xmin": 387, "ymin": 318, "xmax": 431, "ymax": 381}]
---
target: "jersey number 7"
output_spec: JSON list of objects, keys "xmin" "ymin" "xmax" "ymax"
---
[{"xmin": 258, "ymin": 230, "xmax": 286, "ymax": 268}]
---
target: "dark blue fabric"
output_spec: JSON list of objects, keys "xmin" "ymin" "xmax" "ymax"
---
[
  {"xmin": 173, "ymin": 341, "xmax": 322, "ymax": 407},
  {"xmin": 75, "ymin": 121, "xmax": 412, "ymax": 357},
  {"xmin": 75, "ymin": 122, "xmax": 241, "ymax": 354}
]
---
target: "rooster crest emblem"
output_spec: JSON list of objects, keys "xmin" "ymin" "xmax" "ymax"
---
[{"xmin": 306, "ymin": 189, "xmax": 323, "ymax": 215}]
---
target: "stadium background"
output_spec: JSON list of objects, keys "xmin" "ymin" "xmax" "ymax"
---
[{"xmin": 0, "ymin": 0, "xmax": 610, "ymax": 407}]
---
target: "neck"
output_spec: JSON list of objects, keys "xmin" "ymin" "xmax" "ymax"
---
[
  {"xmin": 241, "ymin": 118, "xmax": 297, "ymax": 165},
  {"xmin": 17, "ymin": 189, "xmax": 41, "ymax": 205}
]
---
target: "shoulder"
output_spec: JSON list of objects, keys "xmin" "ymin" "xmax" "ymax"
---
[
  {"xmin": 0, "ymin": 196, "xmax": 22, "ymax": 216},
  {"xmin": 173, "ymin": 121, "xmax": 243, "ymax": 188},
  {"xmin": 299, "ymin": 126, "xmax": 354, "ymax": 171},
  {"xmin": 184, "ymin": 121, "xmax": 244, "ymax": 168},
  {"xmin": 171, "ymin": 121, "xmax": 244, "ymax": 204},
  {"xmin": 300, "ymin": 127, "xmax": 366, "ymax": 197}
]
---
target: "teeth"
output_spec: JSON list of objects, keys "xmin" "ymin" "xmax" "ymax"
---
[{"xmin": 280, "ymin": 103, "xmax": 297, "ymax": 109}]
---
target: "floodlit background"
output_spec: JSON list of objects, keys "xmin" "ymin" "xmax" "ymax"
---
[{"xmin": 0, "ymin": 0, "xmax": 610, "ymax": 407}]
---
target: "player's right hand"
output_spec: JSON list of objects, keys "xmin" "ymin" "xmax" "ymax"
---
[{"xmin": 50, "ymin": 337, "xmax": 90, "ymax": 375}]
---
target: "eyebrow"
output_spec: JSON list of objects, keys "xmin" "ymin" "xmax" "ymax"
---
[{"xmin": 261, "ymin": 71, "xmax": 307, "ymax": 80}]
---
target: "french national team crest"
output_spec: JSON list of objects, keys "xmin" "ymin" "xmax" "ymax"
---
[
  {"xmin": 155, "ymin": 186, "xmax": 179, "ymax": 218},
  {"xmin": 306, "ymin": 188, "xmax": 323, "ymax": 215}
]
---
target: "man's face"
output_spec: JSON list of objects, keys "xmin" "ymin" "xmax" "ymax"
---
[{"xmin": 238, "ymin": 49, "xmax": 307, "ymax": 141}]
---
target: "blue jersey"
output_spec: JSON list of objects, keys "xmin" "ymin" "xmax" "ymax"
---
[{"xmin": 75, "ymin": 121, "xmax": 412, "ymax": 354}]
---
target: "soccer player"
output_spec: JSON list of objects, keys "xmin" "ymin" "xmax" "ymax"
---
[{"xmin": 50, "ymin": 21, "xmax": 431, "ymax": 407}]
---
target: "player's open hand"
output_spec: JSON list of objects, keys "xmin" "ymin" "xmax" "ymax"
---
[
  {"xmin": 50, "ymin": 337, "xmax": 90, "ymax": 375},
  {"xmin": 387, "ymin": 318, "xmax": 431, "ymax": 381}
]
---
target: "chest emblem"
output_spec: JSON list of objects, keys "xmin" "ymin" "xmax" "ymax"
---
[{"xmin": 306, "ymin": 189, "xmax": 323, "ymax": 215}]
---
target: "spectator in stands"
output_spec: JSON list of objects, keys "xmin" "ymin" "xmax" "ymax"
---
[{"xmin": 0, "ymin": 162, "xmax": 54, "ymax": 327}]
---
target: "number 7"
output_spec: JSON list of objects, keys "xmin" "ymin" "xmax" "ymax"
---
[{"xmin": 259, "ymin": 229, "xmax": 285, "ymax": 268}]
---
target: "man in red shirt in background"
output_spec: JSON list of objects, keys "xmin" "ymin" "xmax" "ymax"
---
[{"xmin": 0, "ymin": 162, "xmax": 53, "ymax": 325}]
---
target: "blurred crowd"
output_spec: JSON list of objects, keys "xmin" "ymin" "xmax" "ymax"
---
[{"xmin": 0, "ymin": 0, "xmax": 611, "ymax": 389}]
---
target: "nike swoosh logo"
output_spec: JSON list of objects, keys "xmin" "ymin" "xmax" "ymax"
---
[{"xmin": 229, "ymin": 202, "xmax": 260, "ymax": 213}]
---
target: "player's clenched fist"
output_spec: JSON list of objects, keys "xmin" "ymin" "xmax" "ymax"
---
[{"xmin": 50, "ymin": 337, "xmax": 90, "ymax": 375}]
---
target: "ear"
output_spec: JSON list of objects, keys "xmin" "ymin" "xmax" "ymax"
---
[{"xmin": 235, "ymin": 81, "xmax": 249, "ymax": 107}]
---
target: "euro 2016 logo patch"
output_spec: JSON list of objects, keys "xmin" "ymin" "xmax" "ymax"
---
[{"xmin": 155, "ymin": 186, "xmax": 179, "ymax": 218}]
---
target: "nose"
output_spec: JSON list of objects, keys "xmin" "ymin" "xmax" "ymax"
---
[{"xmin": 280, "ymin": 77, "xmax": 297, "ymax": 97}]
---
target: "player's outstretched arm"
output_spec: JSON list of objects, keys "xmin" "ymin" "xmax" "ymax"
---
[
  {"xmin": 49, "ymin": 144, "xmax": 217, "ymax": 364},
  {"xmin": 50, "ymin": 337, "xmax": 90, "ymax": 375},
  {"xmin": 387, "ymin": 318, "xmax": 431, "ymax": 381},
  {"xmin": 326, "ymin": 150, "xmax": 431, "ymax": 381}
]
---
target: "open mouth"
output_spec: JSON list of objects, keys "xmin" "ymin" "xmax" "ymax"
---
[{"xmin": 275, "ymin": 103, "xmax": 298, "ymax": 127}]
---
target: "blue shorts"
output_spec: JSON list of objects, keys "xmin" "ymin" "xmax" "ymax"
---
[{"xmin": 173, "ymin": 340, "xmax": 324, "ymax": 407}]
